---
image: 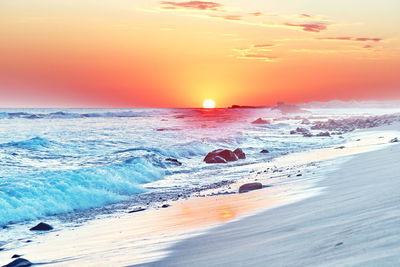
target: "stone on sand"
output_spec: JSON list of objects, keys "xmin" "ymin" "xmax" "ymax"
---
[{"xmin": 238, "ymin": 182, "xmax": 263, "ymax": 193}]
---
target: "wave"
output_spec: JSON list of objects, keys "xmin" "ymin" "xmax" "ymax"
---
[
  {"xmin": 0, "ymin": 110, "xmax": 158, "ymax": 120},
  {"xmin": 0, "ymin": 137, "xmax": 58, "ymax": 150},
  {"xmin": 0, "ymin": 156, "xmax": 165, "ymax": 226}
]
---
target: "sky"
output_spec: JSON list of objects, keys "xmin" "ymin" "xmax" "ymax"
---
[{"xmin": 0, "ymin": 0, "xmax": 399, "ymax": 107}]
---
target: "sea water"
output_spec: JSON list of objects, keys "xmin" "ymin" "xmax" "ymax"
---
[{"xmin": 0, "ymin": 107, "xmax": 395, "ymax": 228}]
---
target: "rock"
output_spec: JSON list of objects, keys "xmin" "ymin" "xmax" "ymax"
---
[
  {"xmin": 233, "ymin": 148, "xmax": 246, "ymax": 159},
  {"xmin": 165, "ymin": 158, "xmax": 182, "ymax": 166},
  {"xmin": 290, "ymin": 130, "xmax": 296, "ymax": 135},
  {"xmin": 272, "ymin": 102, "xmax": 310, "ymax": 114},
  {"xmin": 11, "ymin": 255, "xmax": 22, "ymax": 259},
  {"xmin": 238, "ymin": 182, "xmax": 263, "ymax": 193},
  {"xmin": 296, "ymin": 127, "xmax": 311, "ymax": 134},
  {"xmin": 335, "ymin": 146, "xmax": 346, "ymax": 149},
  {"xmin": 296, "ymin": 174, "xmax": 303, "ymax": 177},
  {"xmin": 205, "ymin": 155, "xmax": 227, "ymax": 164},
  {"xmin": 260, "ymin": 149, "xmax": 270, "ymax": 153},
  {"xmin": 335, "ymin": 242, "xmax": 344, "ymax": 247},
  {"xmin": 316, "ymin": 131, "xmax": 331, "ymax": 137},
  {"xmin": 303, "ymin": 133, "xmax": 313, "ymax": 137},
  {"xmin": 29, "ymin": 222, "xmax": 53, "ymax": 231},
  {"xmin": 204, "ymin": 149, "xmax": 238, "ymax": 164},
  {"xmin": 390, "ymin": 137, "xmax": 398, "ymax": 143},
  {"xmin": 128, "ymin": 208, "xmax": 146, "ymax": 213},
  {"xmin": 2, "ymin": 258, "xmax": 32, "ymax": 267},
  {"xmin": 161, "ymin": 204, "xmax": 170, "ymax": 208},
  {"xmin": 252, "ymin": 118, "xmax": 269, "ymax": 124}
]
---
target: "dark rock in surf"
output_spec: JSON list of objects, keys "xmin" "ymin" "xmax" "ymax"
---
[
  {"xmin": 316, "ymin": 131, "xmax": 331, "ymax": 137},
  {"xmin": 165, "ymin": 158, "xmax": 182, "ymax": 166},
  {"xmin": 390, "ymin": 137, "xmax": 398, "ymax": 143},
  {"xmin": 252, "ymin": 118, "xmax": 269, "ymax": 124},
  {"xmin": 161, "ymin": 204, "xmax": 170, "ymax": 208},
  {"xmin": 29, "ymin": 222, "xmax": 53, "ymax": 231},
  {"xmin": 238, "ymin": 182, "xmax": 263, "ymax": 193},
  {"xmin": 11, "ymin": 255, "xmax": 22, "ymax": 259},
  {"xmin": 2, "ymin": 258, "xmax": 32, "ymax": 267},
  {"xmin": 205, "ymin": 156, "xmax": 227, "ymax": 164},
  {"xmin": 260, "ymin": 149, "xmax": 270, "ymax": 153},
  {"xmin": 233, "ymin": 148, "xmax": 246, "ymax": 159},
  {"xmin": 204, "ymin": 149, "xmax": 238, "ymax": 164},
  {"xmin": 296, "ymin": 127, "xmax": 311, "ymax": 135}
]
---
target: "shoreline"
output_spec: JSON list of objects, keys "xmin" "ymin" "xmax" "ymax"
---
[
  {"xmin": 148, "ymin": 126, "xmax": 400, "ymax": 266},
  {"xmin": 1, "ymin": 125, "xmax": 398, "ymax": 266}
]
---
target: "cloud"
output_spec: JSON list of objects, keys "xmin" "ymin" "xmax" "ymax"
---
[
  {"xmin": 252, "ymin": 12, "xmax": 263, "ymax": 17},
  {"xmin": 355, "ymin": 37, "xmax": 382, "ymax": 42},
  {"xmin": 254, "ymin": 44, "xmax": 276, "ymax": 48},
  {"xmin": 209, "ymin": 15, "xmax": 243, "ymax": 21},
  {"xmin": 239, "ymin": 54, "xmax": 279, "ymax": 62},
  {"xmin": 284, "ymin": 23, "xmax": 328, "ymax": 33},
  {"xmin": 317, "ymin": 37, "xmax": 383, "ymax": 42},
  {"xmin": 299, "ymin": 14, "xmax": 313, "ymax": 18},
  {"xmin": 160, "ymin": 1, "xmax": 223, "ymax": 11},
  {"xmin": 233, "ymin": 43, "xmax": 280, "ymax": 62}
]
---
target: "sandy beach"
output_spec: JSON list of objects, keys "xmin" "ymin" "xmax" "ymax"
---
[
  {"xmin": 1, "ymin": 122, "xmax": 399, "ymax": 266},
  {"xmin": 149, "ymin": 126, "xmax": 400, "ymax": 266}
]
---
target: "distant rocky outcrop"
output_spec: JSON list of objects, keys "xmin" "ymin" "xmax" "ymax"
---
[
  {"xmin": 30, "ymin": 222, "xmax": 53, "ymax": 231},
  {"xmin": 229, "ymin": 105, "xmax": 269, "ymax": 109},
  {"xmin": 311, "ymin": 114, "xmax": 400, "ymax": 133},
  {"xmin": 272, "ymin": 102, "xmax": 310, "ymax": 114},
  {"xmin": 252, "ymin": 118, "xmax": 270, "ymax": 124},
  {"xmin": 238, "ymin": 182, "xmax": 263, "ymax": 193},
  {"xmin": 204, "ymin": 148, "xmax": 246, "ymax": 164},
  {"xmin": 390, "ymin": 137, "xmax": 398, "ymax": 143}
]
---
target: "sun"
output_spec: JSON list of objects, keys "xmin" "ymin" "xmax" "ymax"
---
[{"xmin": 202, "ymin": 99, "xmax": 216, "ymax": 109}]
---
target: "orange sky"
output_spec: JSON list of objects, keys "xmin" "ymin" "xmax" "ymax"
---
[{"xmin": 0, "ymin": 0, "xmax": 399, "ymax": 107}]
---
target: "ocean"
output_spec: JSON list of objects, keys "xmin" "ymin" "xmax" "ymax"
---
[{"xmin": 0, "ymin": 107, "xmax": 397, "ymax": 229}]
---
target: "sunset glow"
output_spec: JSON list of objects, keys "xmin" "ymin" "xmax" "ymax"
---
[
  {"xmin": 203, "ymin": 99, "xmax": 216, "ymax": 109},
  {"xmin": 0, "ymin": 0, "xmax": 399, "ymax": 107}
]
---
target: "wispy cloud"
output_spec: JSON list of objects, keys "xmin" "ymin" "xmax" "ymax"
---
[
  {"xmin": 238, "ymin": 54, "xmax": 280, "ymax": 62},
  {"xmin": 299, "ymin": 14, "xmax": 313, "ymax": 18},
  {"xmin": 156, "ymin": 1, "xmax": 331, "ymax": 33},
  {"xmin": 209, "ymin": 14, "xmax": 243, "ymax": 21},
  {"xmin": 233, "ymin": 44, "xmax": 280, "ymax": 62},
  {"xmin": 283, "ymin": 23, "xmax": 328, "ymax": 33},
  {"xmin": 254, "ymin": 44, "xmax": 276, "ymax": 48},
  {"xmin": 317, "ymin": 37, "xmax": 383, "ymax": 42},
  {"xmin": 160, "ymin": 1, "xmax": 223, "ymax": 11}
]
